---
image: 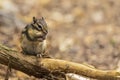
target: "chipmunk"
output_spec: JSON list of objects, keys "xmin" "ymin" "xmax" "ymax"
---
[
  {"xmin": 21, "ymin": 17, "xmax": 49, "ymax": 58},
  {"xmin": 5, "ymin": 17, "xmax": 49, "ymax": 80}
]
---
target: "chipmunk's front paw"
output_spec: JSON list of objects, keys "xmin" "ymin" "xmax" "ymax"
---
[{"xmin": 36, "ymin": 54, "xmax": 42, "ymax": 58}]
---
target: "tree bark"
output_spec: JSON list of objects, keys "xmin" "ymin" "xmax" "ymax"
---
[{"xmin": 0, "ymin": 44, "xmax": 120, "ymax": 80}]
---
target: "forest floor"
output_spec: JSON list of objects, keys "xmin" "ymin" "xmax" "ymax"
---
[{"xmin": 0, "ymin": 0, "xmax": 120, "ymax": 80}]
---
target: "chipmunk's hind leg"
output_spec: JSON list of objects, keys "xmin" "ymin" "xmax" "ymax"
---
[
  {"xmin": 42, "ymin": 53, "xmax": 51, "ymax": 58},
  {"xmin": 21, "ymin": 47, "xmax": 29, "ymax": 55}
]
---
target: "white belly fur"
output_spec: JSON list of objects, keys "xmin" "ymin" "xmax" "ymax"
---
[{"xmin": 21, "ymin": 36, "xmax": 46, "ymax": 54}]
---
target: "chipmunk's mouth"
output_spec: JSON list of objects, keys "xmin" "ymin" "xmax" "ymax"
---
[{"xmin": 35, "ymin": 36, "xmax": 46, "ymax": 41}]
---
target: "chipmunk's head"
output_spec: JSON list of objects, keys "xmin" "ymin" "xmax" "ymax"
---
[{"xmin": 23, "ymin": 17, "xmax": 48, "ymax": 42}]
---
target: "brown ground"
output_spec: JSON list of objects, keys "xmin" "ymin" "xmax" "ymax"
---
[{"xmin": 0, "ymin": 0, "xmax": 120, "ymax": 80}]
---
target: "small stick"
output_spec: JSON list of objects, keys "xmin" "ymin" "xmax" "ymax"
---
[{"xmin": 5, "ymin": 57, "xmax": 11, "ymax": 80}]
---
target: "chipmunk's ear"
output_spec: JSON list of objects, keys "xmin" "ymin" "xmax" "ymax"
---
[
  {"xmin": 41, "ymin": 17, "xmax": 45, "ymax": 20},
  {"xmin": 33, "ymin": 17, "xmax": 37, "ymax": 23}
]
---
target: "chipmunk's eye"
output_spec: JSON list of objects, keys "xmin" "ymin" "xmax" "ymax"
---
[
  {"xmin": 38, "ymin": 26, "xmax": 42, "ymax": 31},
  {"xmin": 37, "ymin": 23, "xmax": 43, "ymax": 30},
  {"xmin": 38, "ymin": 25, "xmax": 42, "ymax": 29},
  {"xmin": 34, "ymin": 26, "xmax": 41, "ymax": 31}
]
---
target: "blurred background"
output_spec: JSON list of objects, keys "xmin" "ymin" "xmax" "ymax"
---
[{"xmin": 0, "ymin": 0, "xmax": 120, "ymax": 79}]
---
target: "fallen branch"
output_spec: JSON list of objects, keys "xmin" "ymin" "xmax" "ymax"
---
[{"xmin": 0, "ymin": 44, "xmax": 120, "ymax": 80}]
